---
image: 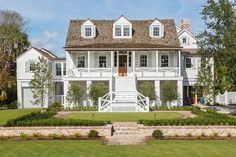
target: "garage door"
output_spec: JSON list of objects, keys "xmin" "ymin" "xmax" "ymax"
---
[{"xmin": 22, "ymin": 87, "xmax": 40, "ymax": 108}]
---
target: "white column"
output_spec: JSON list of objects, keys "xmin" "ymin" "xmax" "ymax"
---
[
  {"xmin": 109, "ymin": 79, "xmax": 113, "ymax": 100},
  {"xmin": 178, "ymin": 51, "xmax": 181, "ymax": 76},
  {"xmin": 156, "ymin": 50, "xmax": 159, "ymax": 72},
  {"xmin": 155, "ymin": 80, "xmax": 161, "ymax": 105},
  {"xmin": 88, "ymin": 51, "xmax": 90, "ymax": 72},
  {"xmin": 63, "ymin": 80, "xmax": 69, "ymax": 108},
  {"xmin": 86, "ymin": 81, "xmax": 92, "ymax": 106},
  {"xmin": 111, "ymin": 51, "xmax": 114, "ymax": 73},
  {"xmin": 177, "ymin": 80, "xmax": 183, "ymax": 106},
  {"xmin": 132, "ymin": 51, "xmax": 135, "ymax": 73}
]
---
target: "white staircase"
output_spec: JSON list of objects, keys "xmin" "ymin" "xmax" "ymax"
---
[{"xmin": 98, "ymin": 76, "xmax": 149, "ymax": 112}]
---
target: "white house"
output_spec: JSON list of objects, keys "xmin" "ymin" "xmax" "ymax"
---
[{"xmin": 17, "ymin": 16, "xmax": 201, "ymax": 112}]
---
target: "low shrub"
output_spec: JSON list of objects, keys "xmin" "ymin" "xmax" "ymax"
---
[
  {"xmin": 48, "ymin": 133, "xmax": 57, "ymax": 139},
  {"xmin": 88, "ymin": 130, "xmax": 99, "ymax": 138},
  {"xmin": 20, "ymin": 133, "xmax": 28, "ymax": 140},
  {"xmin": 150, "ymin": 105, "xmax": 193, "ymax": 111},
  {"xmin": 64, "ymin": 106, "xmax": 98, "ymax": 111},
  {"xmin": 32, "ymin": 132, "xmax": 42, "ymax": 139},
  {"xmin": 47, "ymin": 102, "xmax": 62, "ymax": 112},
  {"xmin": 227, "ymin": 132, "xmax": 232, "ymax": 137},
  {"xmin": 74, "ymin": 132, "xmax": 80, "ymax": 138},
  {"xmin": 152, "ymin": 129, "xmax": 163, "ymax": 139},
  {"xmin": 186, "ymin": 133, "xmax": 192, "ymax": 137}
]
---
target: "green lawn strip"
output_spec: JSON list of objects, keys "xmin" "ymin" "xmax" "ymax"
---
[
  {"xmin": 0, "ymin": 140, "xmax": 236, "ymax": 157},
  {"xmin": 66, "ymin": 112, "xmax": 183, "ymax": 122},
  {"xmin": 0, "ymin": 109, "xmax": 39, "ymax": 125}
]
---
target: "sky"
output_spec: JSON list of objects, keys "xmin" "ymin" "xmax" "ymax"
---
[{"xmin": 0, "ymin": 0, "xmax": 207, "ymax": 56}]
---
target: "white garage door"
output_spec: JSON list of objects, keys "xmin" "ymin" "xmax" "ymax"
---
[{"xmin": 22, "ymin": 87, "xmax": 40, "ymax": 108}]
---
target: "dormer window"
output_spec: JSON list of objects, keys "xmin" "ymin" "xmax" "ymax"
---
[
  {"xmin": 181, "ymin": 36, "xmax": 190, "ymax": 45},
  {"xmin": 81, "ymin": 20, "xmax": 96, "ymax": 38},
  {"xmin": 113, "ymin": 16, "xmax": 132, "ymax": 38},
  {"xmin": 150, "ymin": 19, "xmax": 164, "ymax": 38}
]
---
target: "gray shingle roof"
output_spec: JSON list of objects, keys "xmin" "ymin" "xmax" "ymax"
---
[{"xmin": 64, "ymin": 19, "xmax": 181, "ymax": 50}]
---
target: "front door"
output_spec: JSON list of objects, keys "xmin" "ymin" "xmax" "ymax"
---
[{"xmin": 119, "ymin": 55, "xmax": 127, "ymax": 76}]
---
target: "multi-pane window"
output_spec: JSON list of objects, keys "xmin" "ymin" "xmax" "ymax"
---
[
  {"xmin": 153, "ymin": 25, "xmax": 160, "ymax": 37},
  {"xmin": 185, "ymin": 57, "xmax": 192, "ymax": 68},
  {"xmin": 99, "ymin": 56, "xmax": 107, "ymax": 67},
  {"xmin": 29, "ymin": 62, "xmax": 35, "ymax": 72},
  {"xmin": 115, "ymin": 25, "xmax": 122, "ymax": 37},
  {"xmin": 56, "ymin": 63, "xmax": 62, "ymax": 76},
  {"xmin": 114, "ymin": 52, "xmax": 117, "ymax": 67},
  {"xmin": 85, "ymin": 26, "xmax": 92, "ymax": 37},
  {"xmin": 182, "ymin": 37, "xmax": 187, "ymax": 44},
  {"xmin": 161, "ymin": 55, "xmax": 169, "ymax": 67},
  {"xmin": 140, "ymin": 54, "xmax": 147, "ymax": 67},
  {"xmin": 128, "ymin": 51, "xmax": 132, "ymax": 67},
  {"xmin": 63, "ymin": 63, "xmax": 66, "ymax": 75},
  {"xmin": 123, "ymin": 25, "xmax": 130, "ymax": 36},
  {"xmin": 77, "ymin": 56, "xmax": 85, "ymax": 68}
]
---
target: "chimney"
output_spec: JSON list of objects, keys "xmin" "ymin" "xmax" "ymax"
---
[{"xmin": 181, "ymin": 19, "xmax": 190, "ymax": 30}]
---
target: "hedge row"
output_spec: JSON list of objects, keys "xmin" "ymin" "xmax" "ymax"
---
[
  {"xmin": 139, "ymin": 108, "xmax": 236, "ymax": 126},
  {"xmin": 5, "ymin": 111, "xmax": 110, "ymax": 127},
  {"xmin": 150, "ymin": 106, "xmax": 193, "ymax": 111}
]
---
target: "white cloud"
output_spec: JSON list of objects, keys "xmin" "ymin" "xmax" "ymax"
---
[{"xmin": 30, "ymin": 31, "xmax": 59, "ymax": 51}]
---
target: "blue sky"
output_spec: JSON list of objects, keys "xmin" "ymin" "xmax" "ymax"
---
[{"xmin": 0, "ymin": 0, "xmax": 206, "ymax": 56}]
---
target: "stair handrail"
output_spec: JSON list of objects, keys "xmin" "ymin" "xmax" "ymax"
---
[
  {"xmin": 98, "ymin": 92, "xmax": 112, "ymax": 112},
  {"xmin": 136, "ymin": 91, "xmax": 149, "ymax": 112}
]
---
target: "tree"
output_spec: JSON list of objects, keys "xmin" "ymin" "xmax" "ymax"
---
[
  {"xmin": 198, "ymin": 0, "xmax": 236, "ymax": 94},
  {"xmin": 66, "ymin": 83, "xmax": 84, "ymax": 108},
  {"xmin": 89, "ymin": 82, "xmax": 109, "ymax": 105},
  {"xmin": 138, "ymin": 81, "xmax": 156, "ymax": 100},
  {"xmin": 29, "ymin": 57, "xmax": 52, "ymax": 108},
  {"xmin": 160, "ymin": 81, "xmax": 178, "ymax": 105}
]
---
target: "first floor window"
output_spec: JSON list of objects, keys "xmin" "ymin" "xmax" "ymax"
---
[
  {"xmin": 185, "ymin": 57, "xmax": 192, "ymax": 68},
  {"xmin": 77, "ymin": 56, "xmax": 85, "ymax": 67},
  {"xmin": 99, "ymin": 56, "xmax": 106, "ymax": 67},
  {"xmin": 161, "ymin": 55, "xmax": 169, "ymax": 67},
  {"xmin": 140, "ymin": 54, "xmax": 147, "ymax": 67},
  {"xmin": 29, "ymin": 62, "xmax": 35, "ymax": 72},
  {"xmin": 63, "ymin": 63, "xmax": 66, "ymax": 75},
  {"xmin": 56, "ymin": 63, "xmax": 62, "ymax": 76}
]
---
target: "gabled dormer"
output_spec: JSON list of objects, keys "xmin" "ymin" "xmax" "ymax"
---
[
  {"xmin": 149, "ymin": 19, "xmax": 164, "ymax": 38},
  {"xmin": 113, "ymin": 15, "xmax": 132, "ymax": 39},
  {"xmin": 81, "ymin": 19, "xmax": 96, "ymax": 39}
]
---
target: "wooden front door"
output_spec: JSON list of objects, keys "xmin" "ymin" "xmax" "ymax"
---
[{"xmin": 119, "ymin": 55, "xmax": 127, "ymax": 76}]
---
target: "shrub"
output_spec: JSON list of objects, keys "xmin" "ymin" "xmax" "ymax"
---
[
  {"xmin": 48, "ymin": 133, "xmax": 57, "ymax": 139},
  {"xmin": 152, "ymin": 129, "xmax": 163, "ymax": 139},
  {"xmin": 47, "ymin": 102, "xmax": 62, "ymax": 112},
  {"xmin": 20, "ymin": 133, "xmax": 28, "ymax": 140},
  {"xmin": 89, "ymin": 82, "xmax": 109, "ymax": 105},
  {"xmin": 32, "ymin": 132, "xmax": 42, "ymax": 139},
  {"xmin": 74, "ymin": 132, "xmax": 80, "ymax": 138},
  {"xmin": 66, "ymin": 83, "xmax": 84, "ymax": 107},
  {"xmin": 88, "ymin": 130, "xmax": 99, "ymax": 138},
  {"xmin": 160, "ymin": 81, "xmax": 178, "ymax": 105},
  {"xmin": 186, "ymin": 133, "xmax": 192, "ymax": 137},
  {"xmin": 227, "ymin": 132, "xmax": 232, "ymax": 137},
  {"xmin": 138, "ymin": 81, "xmax": 156, "ymax": 100}
]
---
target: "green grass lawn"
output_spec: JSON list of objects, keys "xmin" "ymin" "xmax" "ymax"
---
[
  {"xmin": 66, "ymin": 112, "xmax": 183, "ymax": 121},
  {"xmin": 0, "ymin": 109, "xmax": 38, "ymax": 125},
  {"xmin": 0, "ymin": 140, "xmax": 236, "ymax": 157}
]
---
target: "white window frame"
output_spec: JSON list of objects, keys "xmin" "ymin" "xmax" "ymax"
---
[
  {"xmin": 115, "ymin": 25, "xmax": 122, "ymax": 37},
  {"xmin": 77, "ymin": 55, "xmax": 86, "ymax": 68},
  {"xmin": 55, "ymin": 63, "xmax": 62, "ymax": 76},
  {"xmin": 181, "ymin": 36, "xmax": 190, "ymax": 45},
  {"xmin": 139, "ymin": 52, "xmax": 148, "ymax": 67},
  {"xmin": 185, "ymin": 57, "xmax": 193, "ymax": 69},
  {"xmin": 98, "ymin": 55, "xmax": 107, "ymax": 68},
  {"xmin": 113, "ymin": 24, "xmax": 132, "ymax": 38},
  {"xmin": 63, "ymin": 62, "xmax": 66, "ymax": 75},
  {"xmin": 152, "ymin": 25, "xmax": 161, "ymax": 37},
  {"xmin": 149, "ymin": 20, "xmax": 164, "ymax": 38},
  {"xmin": 161, "ymin": 54, "xmax": 169, "ymax": 67},
  {"xmin": 29, "ymin": 61, "xmax": 35, "ymax": 72},
  {"xmin": 81, "ymin": 22, "xmax": 96, "ymax": 39}
]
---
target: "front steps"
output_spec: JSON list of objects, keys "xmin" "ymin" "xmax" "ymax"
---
[{"xmin": 105, "ymin": 122, "xmax": 147, "ymax": 145}]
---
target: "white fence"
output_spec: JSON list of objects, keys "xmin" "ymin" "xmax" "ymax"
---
[{"xmin": 215, "ymin": 91, "xmax": 236, "ymax": 105}]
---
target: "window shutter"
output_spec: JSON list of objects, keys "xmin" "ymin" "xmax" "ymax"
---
[
  {"xmin": 92, "ymin": 26, "xmax": 96, "ymax": 37},
  {"xmin": 160, "ymin": 25, "xmax": 164, "ymax": 37},
  {"xmin": 149, "ymin": 25, "xmax": 153, "ymax": 37},
  {"xmin": 187, "ymin": 37, "xmax": 190, "ymax": 45},
  {"xmin": 81, "ymin": 25, "xmax": 85, "ymax": 37},
  {"xmin": 25, "ymin": 61, "xmax": 29, "ymax": 73}
]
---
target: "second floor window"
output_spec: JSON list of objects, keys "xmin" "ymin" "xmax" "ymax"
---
[
  {"xmin": 85, "ymin": 26, "xmax": 92, "ymax": 37},
  {"xmin": 185, "ymin": 57, "xmax": 192, "ymax": 68},
  {"xmin": 161, "ymin": 55, "xmax": 169, "ymax": 67},
  {"xmin": 99, "ymin": 56, "xmax": 106, "ymax": 67},
  {"xmin": 56, "ymin": 63, "xmax": 62, "ymax": 76},
  {"xmin": 123, "ymin": 25, "xmax": 130, "ymax": 36},
  {"xmin": 29, "ymin": 62, "xmax": 35, "ymax": 72},
  {"xmin": 115, "ymin": 25, "xmax": 122, "ymax": 37},
  {"xmin": 153, "ymin": 25, "xmax": 160, "ymax": 37},
  {"xmin": 140, "ymin": 54, "xmax": 147, "ymax": 67},
  {"xmin": 63, "ymin": 63, "xmax": 66, "ymax": 75},
  {"xmin": 77, "ymin": 56, "xmax": 85, "ymax": 68}
]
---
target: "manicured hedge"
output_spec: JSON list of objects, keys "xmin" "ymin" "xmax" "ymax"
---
[
  {"xmin": 150, "ymin": 106, "xmax": 193, "ymax": 111},
  {"xmin": 139, "ymin": 108, "xmax": 236, "ymax": 126},
  {"xmin": 5, "ymin": 111, "xmax": 110, "ymax": 127}
]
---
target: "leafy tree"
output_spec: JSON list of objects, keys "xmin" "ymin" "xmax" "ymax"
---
[
  {"xmin": 66, "ymin": 83, "xmax": 84, "ymax": 107},
  {"xmin": 138, "ymin": 81, "xmax": 156, "ymax": 100},
  {"xmin": 198, "ymin": 0, "xmax": 236, "ymax": 93},
  {"xmin": 89, "ymin": 82, "xmax": 109, "ymax": 105},
  {"xmin": 160, "ymin": 81, "xmax": 178, "ymax": 105},
  {"xmin": 29, "ymin": 57, "xmax": 52, "ymax": 108}
]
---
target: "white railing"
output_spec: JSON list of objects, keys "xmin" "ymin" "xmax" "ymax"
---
[
  {"xmin": 216, "ymin": 91, "xmax": 236, "ymax": 105},
  {"xmin": 136, "ymin": 92, "xmax": 149, "ymax": 112},
  {"xmin": 68, "ymin": 68, "xmax": 112, "ymax": 77},
  {"xmin": 135, "ymin": 67, "xmax": 179, "ymax": 77},
  {"xmin": 98, "ymin": 93, "xmax": 112, "ymax": 112}
]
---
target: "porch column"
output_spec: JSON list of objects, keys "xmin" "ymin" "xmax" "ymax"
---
[
  {"xmin": 111, "ymin": 51, "xmax": 114, "ymax": 73},
  {"xmin": 86, "ymin": 81, "xmax": 92, "ymax": 106},
  {"xmin": 178, "ymin": 51, "xmax": 181, "ymax": 76},
  {"xmin": 88, "ymin": 51, "xmax": 90, "ymax": 72},
  {"xmin": 156, "ymin": 50, "xmax": 159, "ymax": 72},
  {"xmin": 132, "ymin": 51, "xmax": 135, "ymax": 73},
  {"xmin": 155, "ymin": 80, "xmax": 161, "ymax": 105},
  {"xmin": 63, "ymin": 80, "xmax": 69, "ymax": 108},
  {"xmin": 177, "ymin": 80, "xmax": 183, "ymax": 106},
  {"xmin": 109, "ymin": 79, "xmax": 113, "ymax": 100}
]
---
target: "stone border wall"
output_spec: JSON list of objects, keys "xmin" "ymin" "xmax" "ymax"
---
[{"xmin": 0, "ymin": 125, "xmax": 112, "ymax": 137}]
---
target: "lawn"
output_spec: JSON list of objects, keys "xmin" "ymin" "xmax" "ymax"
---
[
  {"xmin": 0, "ymin": 109, "xmax": 39, "ymax": 125},
  {"xmin": 0, "ymin": 140, "xmax": 236, "ymax": 157},
  {"xmin": 66, "ymin": 112, "xmax": 183, "ymax": 121}
]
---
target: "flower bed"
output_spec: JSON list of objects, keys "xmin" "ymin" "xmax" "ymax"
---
[
  {"xmin": 5, "ymin": 111, "xmax": 110, "ymax": 127},
  {"xmin": 139, "ymin": 108, "xmax": 236, "ymax": 126}
]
